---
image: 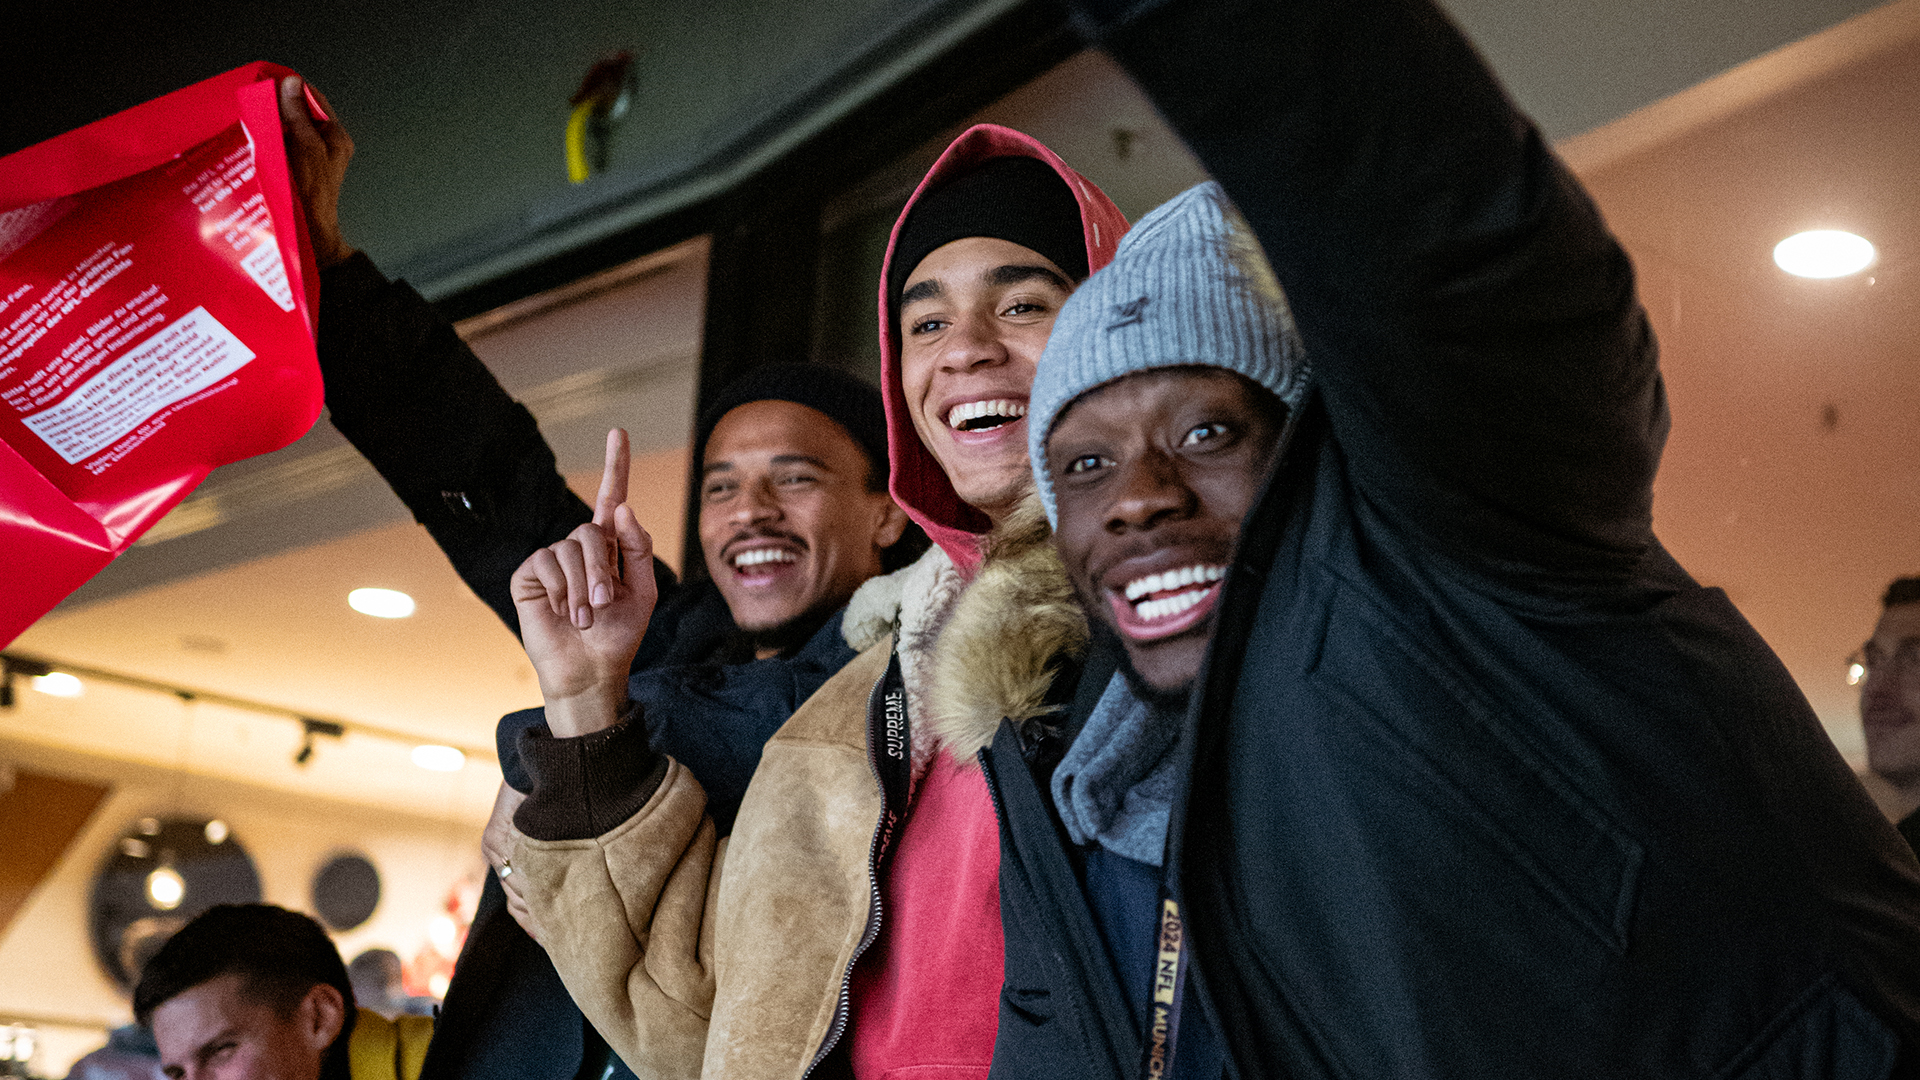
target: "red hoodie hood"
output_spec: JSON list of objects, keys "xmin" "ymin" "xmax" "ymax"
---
[{"xmin": 878, "ymin": 124, "xmax": 1129, "ymax": 577}]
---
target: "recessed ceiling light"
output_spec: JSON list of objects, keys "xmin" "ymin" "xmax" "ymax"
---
[
  {"xmin": 33, "ymin": 672, "xmax": 83, "ymax": 697},
  {"xmin": 412, "ymin": 744, "xmax": 466, "ymax": 772},
  {"xmin": 1773, "ymin": 230, "xmax": 1875, "ymax": 278},
  {"xmin": 348, "ymin": 588, "xmax": 415, "ymax": 619}
]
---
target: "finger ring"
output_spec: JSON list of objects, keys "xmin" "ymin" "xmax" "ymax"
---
[{"xmin": 497, "ymin": 860, "xmax": 514, "ymax": 879}]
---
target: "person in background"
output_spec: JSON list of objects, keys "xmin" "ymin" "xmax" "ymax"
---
[
  {"xmin": 136, "ymin": 905, "xmax": 430, "ymax": 1080},
  {"xmin": 995, "ymin": 0, "xmax": 1920, "ymax": 1073},
  {"xmin": 504, "ymin": 125, "xmax": 1127, "ymax": 1078},
  {"xmin": 1864, "ymin": 577, "xmax": 1920, "ymax": 851},
  {"xmin": 65, "ymin": 1026, "xmax": 162, "ymax": 1080},
  {"xmin": 275, "ymin": 82, "xmax": 920, "ymax": 1080},
  {"xmin": 345, "ymin": 951, "xmax": 434, "ymax": 1020}
]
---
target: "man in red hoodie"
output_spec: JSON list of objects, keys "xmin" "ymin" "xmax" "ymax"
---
[{"xmin": 506, "ymin": 126, "xmax": 1126, "ymax": 1079}]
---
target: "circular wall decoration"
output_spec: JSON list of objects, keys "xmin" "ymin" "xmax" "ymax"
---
[
  {"xmin": 89, "ymin": 817, "xmax": 262, "ymax": 988},
  {"xmin": 312, "ymin": 852, "xmax": 381, "ymax": 931}
]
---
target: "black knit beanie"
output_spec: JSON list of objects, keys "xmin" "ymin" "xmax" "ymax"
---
[
  {"xmin": 693, "ymin": 362, "xmax": 890, "ymax": 488},
  {"xmin": 888, "ymin": 155, "xmax": 1088, "ymax": 306}
]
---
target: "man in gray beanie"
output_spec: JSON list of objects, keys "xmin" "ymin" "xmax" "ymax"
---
[
  {"xmin": 926, "ymin": 180, "xmax": 1302, "ymax": 1079},
  {"xmin": 971, "ymin": 0, "xmax": 1920, "ymax": 1073},
  {"xmin": 1028, "ymin": 180, "xmax": 1305, "ymax": 873}
]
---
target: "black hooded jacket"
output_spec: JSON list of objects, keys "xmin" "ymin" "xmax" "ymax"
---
[
  {"xmin": 982, "ymin": 0, "xmax": 1920, "ymax": 1076},
  {"xmin": 317, "ymin": 257, "xmax": 857, "ymax": 1080}
]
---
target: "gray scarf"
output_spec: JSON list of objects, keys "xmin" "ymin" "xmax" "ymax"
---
[{"xmin": 1050, "ymin": 673, "xmax": 1182, "ymax": 866}]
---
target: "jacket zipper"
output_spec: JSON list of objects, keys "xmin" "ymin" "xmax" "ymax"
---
[
  {"xmin": 801, "ymin": 661, "xmax": 895, "ymax": 1078},
  {"xmin": 977, "ymin": 743, "xmax": 1007, "ymax": 833}
]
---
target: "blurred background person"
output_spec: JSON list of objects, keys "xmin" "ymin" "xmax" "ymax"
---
[
  {"xmin": 346, "ymin": 950, "xmax": 435, "ymax": 1020},
  {"xmin": 136, "ymin": 905, "xmax": 430, "ymax": 1080},
  {"xmin": 63, "ymin": 1028, "xmax": 161, "ymax": 1080},
  {"xmin": 1863, "ymin": 576, "xmax": 1920, "ymax": 850}
]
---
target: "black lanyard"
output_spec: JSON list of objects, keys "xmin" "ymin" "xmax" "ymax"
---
[{"xmin": 1141, "ymin": 893, "xmax": 1188, "ymax": 1080}]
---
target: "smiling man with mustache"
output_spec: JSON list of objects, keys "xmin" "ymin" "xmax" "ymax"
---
[
  {"xmin": 468, "ymin": 365, "xmax": 915, "ymax": 1080},
  {"xmin": 691, "ymin": 369, "xmax": 914, "ymax": 660}
]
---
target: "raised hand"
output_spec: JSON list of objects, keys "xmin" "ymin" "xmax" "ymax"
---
[
  {"xmin": 277, "ymin": 76, "xmax": 356, "ymax": 269},
  {"xmin": 510, "ymin": 429, "xmax": 658, "ymax": 736}
]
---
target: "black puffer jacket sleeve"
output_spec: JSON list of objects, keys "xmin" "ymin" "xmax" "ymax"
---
[
  {"xmin": 317, "ymin": 252, "xmax": 596, "ymax": 633},
  {"xmin": 318, "ymin": 253, "xmax": 690, "ymax": 802},
  {"xmin": 1069, "ymin": 0, "xmax": 1665, "ymax": 579}
]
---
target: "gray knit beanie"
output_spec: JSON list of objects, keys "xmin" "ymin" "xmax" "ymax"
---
[{"xmin": 1028, "ymin": 181, "xmax": 1307, "ymax": 525}]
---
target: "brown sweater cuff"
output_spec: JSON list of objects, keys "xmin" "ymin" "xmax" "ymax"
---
[{"xmin": 513, "ymin": 703, "xmax": 668, "ymax": 841}]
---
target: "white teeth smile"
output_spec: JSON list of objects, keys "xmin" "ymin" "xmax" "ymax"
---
[
  {"xmin": 734, "ymin": 548, "xmax": 797, "ymax": 570},
  {"xmin": 1123, "ymin": 564, "xmax": 1226, "ymax": 602},
  {"xmin": 1133, "ymin": 589, "xmax": 1215, "ymax": 623},
  {"xmin": 946, "ymin": 399, "xmax": 1028, "ymax": 431},
  {"xmin": 1123, "ymin": 564, "xmax": 1226, "ymax": 622}
]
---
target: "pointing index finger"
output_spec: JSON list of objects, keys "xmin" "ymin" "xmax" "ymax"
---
[{"xmin": 594, "ymin": 428, "xmax": 631, "ymax": 528}]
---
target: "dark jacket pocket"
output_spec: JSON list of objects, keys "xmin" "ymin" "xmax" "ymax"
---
[
  {"xmin": 1311, "ymin": 583, "xmax": 1644, "ymax": 954},
  {"xmin": 1002, "ymin": 986, "xmax": 1055, "ymax": 1026}
]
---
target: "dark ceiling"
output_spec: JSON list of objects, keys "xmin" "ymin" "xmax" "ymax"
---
[
  {"xmin": 2, "ymin": 0, "xmax": 1891, "ymax": 307},
  {"xmin": 2, "ymin": 0, "xmax": 1046, "ymax": 302}
]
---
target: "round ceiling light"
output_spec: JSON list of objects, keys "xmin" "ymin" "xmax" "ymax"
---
[
  {"xmin": 1773, "ymin": 230, "xmax": 1875, "ymax": 279},
  {"xmin": 33, "ymin": 671, "xmax": 83, "ymax": 697},
  {"xmin": 348, "ymin": 588, "xmax": 415, "ymax": 619},
  {"xmin": 412, "ymin": 744, "xmax": 466, "ymax": 772}
]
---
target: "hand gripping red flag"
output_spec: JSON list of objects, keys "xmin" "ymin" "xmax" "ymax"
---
[{"xmin": 0, "ymin": 62, "xmax": 324, "ymax": 645}]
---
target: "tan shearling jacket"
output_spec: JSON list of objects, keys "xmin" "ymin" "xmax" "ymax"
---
[
  {"xmin": 514, "ymin": 637, "xmax": 890, "ymax": 1080},
  {"xmin": 513, "ymin": 541, "xmax": 983, "ymax": 1080}
]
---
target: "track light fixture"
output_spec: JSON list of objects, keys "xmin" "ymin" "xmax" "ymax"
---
[
  {"xmin": 0, "ymin": 650, "xmax": 488, "ymax": 771},
  {"xmin": 0, "ymin": 657, "xmax": 50, "ymax": 709},
  {"xmin": 294, "ymin": 718, "xmax": 346, "ymax": 767}
]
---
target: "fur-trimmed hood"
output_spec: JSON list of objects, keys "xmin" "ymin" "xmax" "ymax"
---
[{"xmin": 926, "ymin": 494, "xmax": 1089, "ymax": 759}]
